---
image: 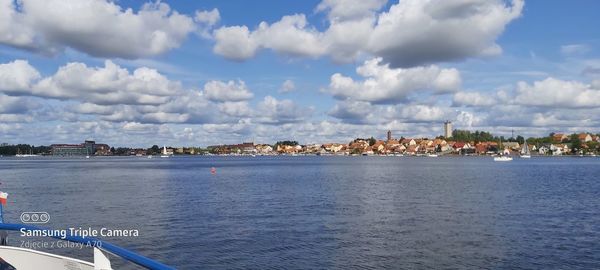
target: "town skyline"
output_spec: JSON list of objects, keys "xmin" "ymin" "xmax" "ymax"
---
[{"xmin": 0, "ymin": 1, "xmax": 599, "ymax": 147}]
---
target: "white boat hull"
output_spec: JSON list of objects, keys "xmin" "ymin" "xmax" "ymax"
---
[
  {"xmin": 0, "ymin": 245, "xmax": 94, "ymax": 270},
  {"xmin": 494, "ymin": 156, "xmax": 513, "ymax": 161}
]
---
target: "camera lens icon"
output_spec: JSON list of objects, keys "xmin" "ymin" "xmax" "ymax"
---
[{"xmin": 20, "ymin": 212, "xmax": 50, "ymax": 224}]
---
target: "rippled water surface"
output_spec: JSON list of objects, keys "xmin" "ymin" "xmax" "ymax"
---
[{"xmin": 1, "ymin": 156, "xmax": 599, "ymax": 269}]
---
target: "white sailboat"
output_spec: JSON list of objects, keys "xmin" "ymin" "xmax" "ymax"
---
[
  {"xmin": 160, "ymin": 146, "xmax": 171, "ymax": 158},
  {"xmin": 15, "ymin": 148, "xmax": 39, "ymax": 157},
  {"xmin": 520, "ymin": 140, "xmax": 531, "ymax": 158}
]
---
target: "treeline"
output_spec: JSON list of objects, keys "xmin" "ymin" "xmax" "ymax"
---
[
  {"xmin": 450, "ymin": 130, "xmax": 526, "ymax": 144},
  {"xmin": 0, "ymin": 144, "xmax": 52, "ymax": 155},
  {"xmin": 274, "ymin": 141, "xmax": 298, "ymax": 147}
]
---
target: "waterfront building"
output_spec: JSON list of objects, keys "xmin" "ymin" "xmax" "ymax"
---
[
  {"xmin": 51, "ymin": 140, "xmax": 110, "ymax": 156},
  {"xmin": 51, "ymin": 144, "xmax": 89, "ymax": 156},
  {"xmin": 444, "ymin": 121, "xmax": 452, "ymax": 138},
  {"xmin": 84, "ymin": 140, "xmax": 95, "ymax": 155},
  {"xmin": 387, "ymin": 130, "xmax": 392, "ymax": 141}
]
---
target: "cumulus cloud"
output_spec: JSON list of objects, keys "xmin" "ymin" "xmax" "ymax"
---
[
  {"xmin": 213, "ymin": 14, "xmax": 325, "ymax": 60},
  {"xmin": 212, "ymin": 0, "xmax": 523, "ymax": 67},
  {"xmin": 0, "ymin": 60, "xmax": 40, "ymax": 91},
  {"xmin": 328, "ymin": 100, "xmax": 375, "ymax": 124},
  {"xmin": 218, "ymin": 101, "xmax": 253, "ymax": 118},
  {"xmin": 0, "ymin": 0, "xmax": 196, "ymax": 58},
  {"xmin": 397, "ymin": 104, "xmax": 450, "ymax": 123},
  {"xmin": 16, "ymin": 60, "xmax": 181, "ymax": 105},
  {"xmin": 195, "ymin": 8, "xmax": 220, "ymax": 26},
  {"xmin": 315, "ymin": 0, "xmax": 387, "ymax": 22},
  {"xmin": 515, "ymin": 77, "xmax": 600, "ymax": 108},
  {"xmin": 325, "ymin": 57, "xmax": 461, "ymax": 103},
  {"xmin": 203, "ymin": 80, "xmax": 253, "ymax": 102},
  {"xmin": 256, "ymin": 96, "xmax": 311, "ymax": 124},
  {"xmin": 279, "ymin": 79, "xmax": 296, "ymax": 93},
  {"xmin": 452, "ymin": 91, "xmax": 496, "ymax": 107},
  {"xmin": 195, "ymin": 8, "xmax": 220, "ymax": 38},
  {"xmin": 369, "ymin": 0, "xmax": 523, "ymax": 67},
  {"xmin": 0, "ymin": 94, "xmax": 37, "ymax": 114}
]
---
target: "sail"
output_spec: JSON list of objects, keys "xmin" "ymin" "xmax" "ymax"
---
[{"xmin": 520, "ymin": 141, "xmax": 530, "ymax": 155}]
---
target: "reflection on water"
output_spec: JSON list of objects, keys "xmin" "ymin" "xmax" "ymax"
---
[{"xmin": 0, "ymin": 156, "xmax": 599, "ymax": 269}]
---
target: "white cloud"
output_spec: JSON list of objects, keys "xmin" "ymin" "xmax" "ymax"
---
[
  {"xmin": 256, "ymin": 96, "xmax": 311, "ymax": 124},
  {"xmin": 325, "ymin": 58, "xmax": 461, "ymax": 103},
  {"xmin": 328, "ymin": 100, "xmax": 375, "ymax": 124},
  {"xmin": 213, "ymin": 26, "xmax": 259, "ymax": 60},
  {"xmin": 212, "ymin": 0, "xmax": 523, "ymax": 67},
  {"xmin": 195, "ymin": 8, "xmax": 220, "ymax": 38},
  {"xmin": 195, "ymin": 8, "xmax": 220, "ymax": 26},
  {"xmin": 368, "ymin": 0, "xmax": 524, "ymax": 67},
  {"xmin": 0, "ymin": 0, "xmax": 196, "ymax": 58},
  {"xmin": 214, "ymin": 14, "xmax": 325, "ymax": 61},
  {"xmin": 452, "ymin": 91, "xmax": 496, "ymax": 107},
  {"xmin": 280, "ymin": 79, "xmax": 296, "ymax": 93},
  {"xmin": 203, "ymin": 80, "xmax": 253, "ymax": 102},
  {"xmin": 31, "ymin": 60, "xmax": 180, "ymax": 105},
  {"xmin": 218, "ymin": 101, "xmax": 253, "ymax": 118},
  {"xmin": 315, "ymin": 0, "xmax": 387, "ymax": 22},
  {"xmin": 397, "ymin": 104, "xmax": 450, "ymax": 123},
  {"xmin": 515, "ymin": 77, "xmax": 600, "ymax": 108},
  {"xmin": 0, "ymin": 60, "xmax": 40, "ymax": 92}
]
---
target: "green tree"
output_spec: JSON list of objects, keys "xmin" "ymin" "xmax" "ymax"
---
[
  {"xmin": 275, "ymin": 141, "xmax": 298, "ymax": 147},
  {"xmin": 148, "ymin": 145, "xmax": 160, "ymax": 154},
  {"xmin": 515, "ymin": 135, "xmax": 525, "ymax": 144},
  {"xmin": 570, "ymin": 134, "xmax": 581, "ymax": 154},
  {"xmin": 368, "ymin": 137, "xmax": 376, "ymax": 146}
]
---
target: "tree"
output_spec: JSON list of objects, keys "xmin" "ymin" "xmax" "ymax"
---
[
  {"xmin": 368, "ymin": 137, "xmax": 376, "ymax": 146},
  {"xmin": 516, "ymin": 135, "xmax": 525, "ymax": 144},
  {"xmin": 148, "ymin": 145, "xmax": 160, "ymax": 154},
  {"xmin": 570, "ymin": 134, "xmax": 581, "ymax": 154},
  {"xmin": 275, "ymin": 141, "xmax": 298, "ymax": 147}
]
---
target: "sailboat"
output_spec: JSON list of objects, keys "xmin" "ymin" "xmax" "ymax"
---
[
  {"xmin": 520, "ymin": 140, "xmax": 531, "ymax": 158},
  {"xmin": 15, "ymin": 148, "xmax": 39, "ymax": 157},
  {"xmin": 15, "ymin": 148, "xmax": 25, "ymax": 157},
  {"xmin": 160, "ymin": 146, "xmax": 170, "ymax": 158}
]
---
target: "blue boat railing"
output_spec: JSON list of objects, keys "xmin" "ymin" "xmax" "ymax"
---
[{"xmin": 0, "ymin": 223, "xmax": 174, "ymax": 270}]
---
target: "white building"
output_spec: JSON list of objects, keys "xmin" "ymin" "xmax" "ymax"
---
[{"xmin": 444, "ymin": 121, "xmax": 452, "ymax": 138}]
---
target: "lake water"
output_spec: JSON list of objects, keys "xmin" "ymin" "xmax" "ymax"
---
[{"xmin": 0, "ymin": 156, "xmax": 599, "ymax": 269}]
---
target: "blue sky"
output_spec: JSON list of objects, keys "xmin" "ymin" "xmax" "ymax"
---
[{"xmin": 0, "ymin": 0, "xmax": 599, "ymax": 147}]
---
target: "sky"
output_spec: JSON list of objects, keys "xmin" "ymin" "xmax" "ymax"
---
[{"xmin": 0, "ymin": 0, "xmax": 599, "ymax": 147}]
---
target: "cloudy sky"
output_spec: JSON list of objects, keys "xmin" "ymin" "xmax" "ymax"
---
[{"xmin": 0, "ymin": 0, "xmax": 599, "ymax": 147}]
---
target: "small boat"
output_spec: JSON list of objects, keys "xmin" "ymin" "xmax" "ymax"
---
[
  {"xmin": 426, "ymin": 154, "xmax": 438, "ymax": 157},
  {"xmin": 494, "ymin": 148, "xmax": 513, "ymax": 161},
  {"xmin": 147, "ymin": 155, "xmax": 153, "ymax": 159},
  {"xmin": 494, "ymin": 156, "xmax": 513, "ymax": 161},
  {"xmin": 85, "ymin": 155, "xmax": 90, "ymax": 159}
]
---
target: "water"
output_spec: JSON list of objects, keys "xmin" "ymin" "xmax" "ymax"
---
[{"xmin": 0, "ymin": 156, "xmax": 599, "ymax": 269}]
